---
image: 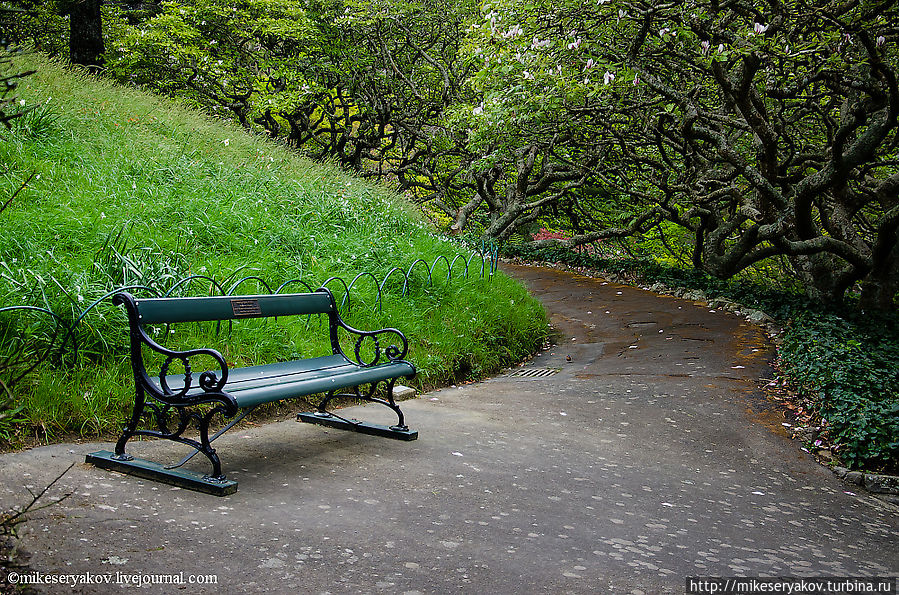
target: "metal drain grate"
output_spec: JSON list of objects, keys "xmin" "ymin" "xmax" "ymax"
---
[{"xmin": 506, "ymin": 368, "xmax": 560, "ymax": 379}]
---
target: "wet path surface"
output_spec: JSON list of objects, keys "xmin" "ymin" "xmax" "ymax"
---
[{"xmin": 1, "ymin": 264, "xmax": 896, "ymax": 594}]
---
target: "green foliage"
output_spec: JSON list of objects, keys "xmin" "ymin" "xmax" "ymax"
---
[
  {"xmin": 448, "ymin": 0, "xmax": 899, "ymax": 307},
  {"xmin": 0, "ymin": 54, "xmax": 547, "ymax": 445},
  {"xmin": 780, "ymin": 312, "xmax": 899, "ymax": 473}
]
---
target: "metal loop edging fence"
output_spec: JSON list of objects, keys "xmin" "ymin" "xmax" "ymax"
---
[{"xmin": 0, "ymin": 246, "xmax": 499, "ymax": 369}]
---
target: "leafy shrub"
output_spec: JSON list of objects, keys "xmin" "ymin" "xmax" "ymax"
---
[{"xmin": 779, "ymin": 312, "xmax": 899, "ymax": 473}]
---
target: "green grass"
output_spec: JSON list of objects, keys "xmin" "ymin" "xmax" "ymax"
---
[{"xmin": 0, "ymin": 54, "xmax": 548, "ymax": 445}]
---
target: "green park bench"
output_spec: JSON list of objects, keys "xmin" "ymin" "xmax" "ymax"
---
[{"xmin": 86, "ymin": 289, "xmax": 417, "ymax": 496}]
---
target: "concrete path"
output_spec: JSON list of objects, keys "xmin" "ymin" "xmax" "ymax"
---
[{"xmin": 1, "ymin": 264, "xmax": 896, "ymax": 594}]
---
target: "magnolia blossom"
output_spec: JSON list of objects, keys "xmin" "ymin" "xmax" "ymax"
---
[
  {"xmin": 603, "ymin": 71, "xmax": 615, "ymax": 85},
  {"xmin": 567, "ymin": 37, "xmax": 582, "ymax": 50},
  {"xmin": 585, "ymin": 58, "xmax": 595, "ymax": 69},
  {"xmin": 502, "ymin": 24, "xmax": 523, "ymax": 39},
  {"xmin": 700, "ymin": 40, "xmax": 710, "ymax": 55},
  {"xmin": 753, "ymin": 22, "xmax": 769, "ymax": 35},
  {"xmin": 877, "ymin": 35, "xmax": 886, "ymax": 47},
  {"xmin": 523, "ymin": 70, "xmax": 534, "ymax": 80},
  {"xmin": 659, "ymin": 27, "xmax": 671, "ymax": 37},
  {"xmin": 473, "ymin": 103, "xmax": 484, "ymax": 116},
  {"xmin": 718, "ymin": 43, "xmax": 725, "ymax": 53}
]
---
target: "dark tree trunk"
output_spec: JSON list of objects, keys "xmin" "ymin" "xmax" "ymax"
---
[{"xmin": 69, "ymin": 0, "xmax": 104, "ymax": 68}]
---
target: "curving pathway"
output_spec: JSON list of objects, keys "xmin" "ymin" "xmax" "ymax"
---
[{"xmin": 1, "ymin": 264, "xmax": 896, "ymax": 594}]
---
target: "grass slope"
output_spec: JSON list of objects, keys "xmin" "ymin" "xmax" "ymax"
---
[{"xmin": 0, "ymin": 54, "xmax": 548, "ymax": 445}]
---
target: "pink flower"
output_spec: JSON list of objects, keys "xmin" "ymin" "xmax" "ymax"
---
[{"xmin": 753, "ymin": 22, "xmax": 769, "ymax": 35}]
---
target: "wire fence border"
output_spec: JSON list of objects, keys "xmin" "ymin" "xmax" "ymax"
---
[{"xmin": 0, "ymin": 245, "xmax": 499, "ymax": 370}]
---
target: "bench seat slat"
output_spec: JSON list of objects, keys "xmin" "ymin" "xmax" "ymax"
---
[
  {"xmin": 224, "ymin": 355, "xmax": 354, "ymax": 385},
  {"xmin": 150, "ymin": 354, "xmax": 414, "ymax": 410},
  {"xmin": 228, "ymin": 360, "xmax": 415, "ymax": 409}
]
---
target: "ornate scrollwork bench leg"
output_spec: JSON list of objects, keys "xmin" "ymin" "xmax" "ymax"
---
[
  {"xmin": 87, "ymin": 390, "xmax": 241, "ymax": 497},
  {"xmin": 297, "ymin": 378, "xmax": 418, "ymax": 440}
]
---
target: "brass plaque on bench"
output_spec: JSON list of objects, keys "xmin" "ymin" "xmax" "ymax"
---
[{"xmin": 231, "ymin": 298, "xmax": 262, "ymax": 317}]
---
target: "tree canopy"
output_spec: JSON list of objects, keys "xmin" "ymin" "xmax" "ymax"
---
[{"xmin": 449, "ymin": 0, "xmax": 899, "ymax": 308}]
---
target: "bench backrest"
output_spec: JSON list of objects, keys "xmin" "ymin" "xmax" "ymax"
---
[{"xmin": 131, "ymin": 291, "xmax": 335, "ymax": 324}]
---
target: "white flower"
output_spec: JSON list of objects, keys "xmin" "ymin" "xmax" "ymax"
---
[
  {"xmin": 877, "ymin": 35, "xmax": 886, "ymax": 47},
  {"xmin": 523, "ymin": 70, "xmax": 534, "ymax": 80},
  {"xmin": 700, "ymin": 40, "xmax": 710, "ymax": 55},
  {"xmin": 503, "ymin": 24, "xmax": 523, "ymax": 38},
  {"xmin": 473, "ymin": 104, "xmax": 484, "ymax": 115},
  {"xmin": 604, "ymin": 71, "xmax": 615, "ymax": 85},
  {"xmin": 718, "ymin": 43, "xmax": 725, "ymax": 53},
  {"xmin": 586, "ymin": 58, "xmax": 595, "ymax": 69},
  {"xmin": 223, "ymin": 139, "xmax": 230, "ymax": 146},
  {"xmin": 753, "ymin": 22, "xmax": 769, "ymax": 35}
]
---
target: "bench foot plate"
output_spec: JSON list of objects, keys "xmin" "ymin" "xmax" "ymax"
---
[
  {"xmin": 86, "ymin": 450, "xmax": 238, "ymax": 496},
  {"xmin": 297, "ymin": 412, "xmax": 418, "ymax": 441}
]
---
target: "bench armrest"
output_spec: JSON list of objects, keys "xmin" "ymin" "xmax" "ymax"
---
[
  {"xmin": 333, "ymin": 318, "xmax": 410, "ymax": 368},
  {"xmin": 114, "ymin": 292, "xmax": 231, "ymax": 403},
  {"xmin": 141, "ymin": 333, "xmax": 230, "ymax": 400}
]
